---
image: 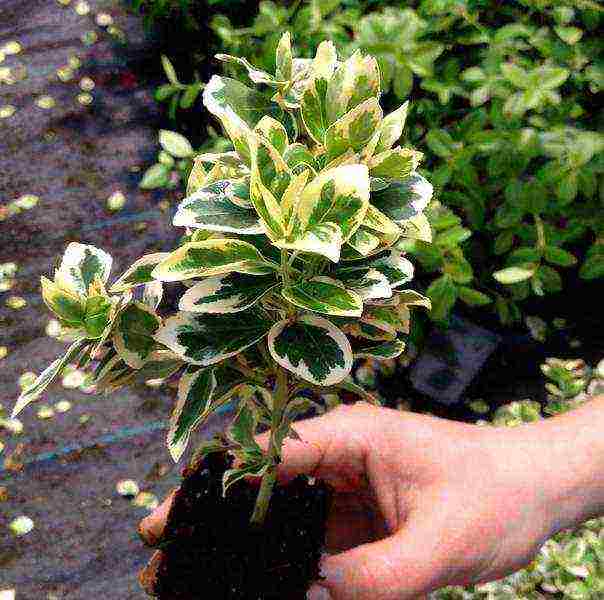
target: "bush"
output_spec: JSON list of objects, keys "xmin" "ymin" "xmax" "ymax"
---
[{"xmin": 144, "ymin": 0, "xmax": 604, "ymax": 326}]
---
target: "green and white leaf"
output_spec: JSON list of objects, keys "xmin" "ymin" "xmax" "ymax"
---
[
  {"xmin": 179, "ymin": 273, "xmax": 278, "ymax": 314},
  {"xmin": 336, "ymin": 268, "xmax": 392, "ymax": 301},
  {"xmin": 371, "ymin": 173, "xmax": 433, "ymax": 224},
  {"xmin": 13, "ymin": 339, "xmax": 88, "ymax": 417},
  {"xmin": 268, "ymin": 314, "xmax": 353, "ymax": 386},
  {"xmin": 282, "ymin": 276, "xmax": 363, "ymax": 317},
  {"xmin": 275, "ymin": 222, "xmax": 343, "ymax": 263},
  {"xmin": 254, "ymin": 116, "xmax": 289, "ymax": 155},
  {"xmin": 286, "ymin": 164, "xmax": 370, "ymax": 257},
  {"xmin": 375, "ymin": 102, "xmax": 409, "ymax": 154},
  {"xmin": 346, "ymin": 227, "xmax": 381, "ymax": 256},
  {"xmin": 369, "ymin": 148, "xmax": 421, "ymax": 179},
  {"xmin": 142, "ymin": 280, "xmax": 163, "ymax": 311},
  {"xmin": 159, "ymin": 130, "xmax": 194, "ymax": 158},
  {"xmin": 151, "ymin": 239, "xmax": 275, "ymax": 282},
  {"xmin": 325, "ymin": 98, "xmax": 382, "ymax": 162},
  {"xmin": 222, "ymin": 459, "xmax": 269, "ymax": 497},
  {"xmin": 173, "ymin": 180, "xmax": 262, "ymax": 234},
  {"xmin": 155, "ymin": 309, "xmax": 273, "ymax": 366},
  {"xmin": 355, "ymin": 338, "xmax": 406, "ymax": 360},
  {"xmin": 113, "ymin": 302, "xmax": 162, "ymax": 369},
  {"xmin": 167, "ymin": 367, "xmax": 217, "ymax": 462},
  {"xmin": 110, "ymin": 253, "xmax": 169, "ymax": 292},
  {"xmin": 325, "ymin": 51, "xmax": 380, "ymax": 124},
  {"xmin": 41, "ymin": 276, "xmax": 85, "ymax": 327},
  {"xmin": 203, "ymin": 75, "xmax": 281, "ymax": 128},
  {"xmin": 55, "ymin": 243, "xmax": 113, "ymax": 296},
  {"xmin": 342, "ymin": 250, "xmax": 414, "ymax": 289},
  {"xmin": 84, "ymin": 294, "xmax": 112, "ymax": 339},
  {"xmin": 215, "ymin": 54, "xmax": 276, "ymax": 86},
  {"xmin": 363, "ymin": 204, "xmax": 401, "ymax": 236},
  {"xmin": 275, "ymin": 32, "xmax": 293, "ymax": 82}
]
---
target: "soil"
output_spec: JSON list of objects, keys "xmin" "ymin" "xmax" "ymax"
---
[{"xmin": 142, "ymin": 451, "xmax": 333, "ymax": 600}]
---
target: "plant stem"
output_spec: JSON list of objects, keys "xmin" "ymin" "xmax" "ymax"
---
[{"xmin": 250, "ymin": 368, "xmax": 289, "ymax": 525}]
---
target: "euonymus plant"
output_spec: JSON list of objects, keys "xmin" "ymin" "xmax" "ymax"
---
[{"xmin": 13, "ymin": 35, "xmax": 432, "ymax": 524}]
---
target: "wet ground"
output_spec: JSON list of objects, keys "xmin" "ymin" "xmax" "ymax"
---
[{"xmin": 0, "ymin": 1, "xmax": 189, "ymax": 597}]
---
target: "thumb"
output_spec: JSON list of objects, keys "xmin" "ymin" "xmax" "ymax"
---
[
  {"xmin": 270, "ymin": 403, "xmax": 386, "ymax": 491},
  {"xmin": 309, "ymin": 509, "xmax": 452, "ymax": 600}
]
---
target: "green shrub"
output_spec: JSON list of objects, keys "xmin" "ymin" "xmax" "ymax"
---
[{"xmin": 147, "ymin": 0, "xmax": 604, "ymax": 325}]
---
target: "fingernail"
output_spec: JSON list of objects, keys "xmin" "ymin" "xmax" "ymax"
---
[{"xmin": 307, "ymin": 583, "xmax": 332, "ymax": 600}]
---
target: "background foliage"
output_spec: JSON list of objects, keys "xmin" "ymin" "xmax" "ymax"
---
[{"xmin": 138, "ymin": 0, "xmax": 604, "ymax": 326}]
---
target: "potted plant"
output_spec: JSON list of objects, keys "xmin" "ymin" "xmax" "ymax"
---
[{"xmin": 13, "ymin": 34, "xmax": 433, "ymax": 598}]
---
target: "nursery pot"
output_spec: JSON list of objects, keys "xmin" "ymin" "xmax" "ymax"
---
[{"xmin": 139, "ymin": 450, "xmax": 333, "ymax": 599}]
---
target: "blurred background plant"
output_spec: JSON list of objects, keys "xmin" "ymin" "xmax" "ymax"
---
[{"xmin": 132, "ymin": 0, "xmax": 604, "ymax": 329}]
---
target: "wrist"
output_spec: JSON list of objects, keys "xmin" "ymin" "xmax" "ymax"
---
[{"xmin": 508, "ymin": 396, "xmax": 604, "ymax": 537}]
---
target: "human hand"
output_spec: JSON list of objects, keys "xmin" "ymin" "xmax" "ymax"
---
[{"xmin": 138, "ymin": 401, "xmax": 603, "ymax": 599}]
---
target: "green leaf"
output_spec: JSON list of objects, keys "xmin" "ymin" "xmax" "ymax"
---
[
  {"xmin": 371, "ymin": 173, "xmax": 433, "ymax": 224},
  {"xmin": 173, "ymin": 180, "xmax": 262, "ymax": 235},
  {"xmin": 355, "ymin": 338, "xmax": 405, "ymax": 360},
  {"xmin": 180, "ymin": 83, "xmax": 202, "ymax": 109},
  {"xmin": 167, "ymin": 367, "xmax": 218, "ymax": 462},
  {"xmin": 282, "ymin": 277, "xmax": 363, "ymax": 317},
  {"xmin": 268, "ymin": 314, "xmax": 353, "ymax": 386},
  {"xmin": 325, "ymin": 98, "xmax": 383, "ymax": 162},
  {"xmin": 161, "ymin": 54, "xmax": 179, "ymax": 85},
  {"xmin": 215, "ymin": 54, "xmax": 276, "ymax": 86},
  {"xmin": 41, "ymin": 276, "xmax": 85, "ymax": 327},
  {"xmin": 55, "ymin": 243, "xmax": 113, "ymax": 296},
  {"xmin": 13, "ymin": 339, "xmax": 88, "ymax": 417},
  {"xmin": 113, "ymin": 302, "xmax": 162, "ymax": 369},
  {"xmin": 325, "ymin": 50, "xmax": 380, "ymax": 125},
  {"xmin": 579, "ymin": 246, "xmax": 604, "ymax": 280},
  {"xmin": 361, "ymin": 250, "xmax": 415, "ymax": 288},
  {"xmin": 500, "ymin": 63, "xmax": 530, "ymax": 89},
  {"xmin": 435, "ymin": 226, "xmax": 472, "ymax": 248},
  {"xmin": 544, "ymin": 246, "xmax": 577, "ymax": 267},
  {"xmin": 425, "ymin": 129, "xmax": 458, "ymax": 158},
  {"xmin": 159, "ymin": 130, "xmax": 194, "ymax": 158},
  {"xmin": 222, "ymin": 460, "xmax": 269, "ymax": 497},
  {"xmin": 375, "ymin": 102, "xmax": 408, "ymax": 154},
  {"xmin": 283, "ymin": 164, "xmax": 370, "ymax": 261},
  {"xmin": 458, "ymin": 287, "xmax": 492, "ymax": 306},
  {"xmin": 277, "ymin": 222, "xmax": 343, "ymax": 263},
  {"xmin": 155, "ymin": 84, "xmax": 178, "ymax": 102},
  {"xmin": 536, "ymin": 265, "xmax": 562, "ymax": 293},
  {"xmin": 155, "ymin": 309, "xmax": 273, "ymax": 366},
  {"xmin": 345, "ymin": 228, "xmax": 381, "ymax": 257},
  {"xmin": 179, "ymin": 273, "xmax": 278, "ymax": 314},
  {"xmin": 493, "ymin": 264, "xmax": 537, "ymax": 284},
  {"xmin": 140, "ymin": 163, "xmax": 171, "ymax": 189},
  {"xmin": 152, "ymin": 239, "xmax": 275, "ymax": 282},
  {"xmin": 426, "ymin": 274, "xmax": 457, "ymax": 321},
  {"xmin": 538, "ymin": 66, "xmax": 570, "ymax": 90}
]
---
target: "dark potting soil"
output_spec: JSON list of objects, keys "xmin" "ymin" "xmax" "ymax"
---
[{"xmin": 143, "ymin": 451, "xmax": 333, "ymax": 599}]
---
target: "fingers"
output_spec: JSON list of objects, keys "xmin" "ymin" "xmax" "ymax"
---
[
  {"xmin": 138, "ymin": 489, "xmax": 176, "ymax": 547},
  {"xmin": 312, "ymin": 510, "xmax": 452, "ymax": 600}
]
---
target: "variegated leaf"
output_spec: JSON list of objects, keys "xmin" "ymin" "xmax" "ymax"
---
[
  {"xmin": 55, "ymin": 243, "xmax": 113, "ymax": 296},
  {"xmin": 142, "ymin": 280, "xmax": 163, "ymax": 311},
  {"xmin": 369, "ymin": 148, "xmax": 422, "ymax": 179},
  {"xmin": 363, "ymin": 204, "xmax": 401, "ymax": 236},
  {"xmin": 12, "ymin": 339, "xmax": 88, "ymax": 417},
  {"xmin": 179, "ymin": 273, "xmax": 278, "ymax": 313},
  {"xmin": 202, "ymin": 72, "xmax": 274, "ymax": 124},
  {"xmin": 361, "ymin": 305, "xmax": 407, "ymax": 336},
  {"xmin": 283, "ymin": 143, "xmax": 318, "ymax": 173},
  {"xmin": 214, "ymin": 54, "xmax": 277, "ymax": 85},
  {"xmin": 84, "ymin": 294, "xmax": 112, "ymax": 339},
  {"xmin": 276, "ymin": 222, "xmax": 343, "ymax": 263},
  {"xmin": 186, "ymin": 158, "xmax": 207, "ymax": 196},
  {"xmin": 285, "ymin": 164, "xmax": 369, "ymax": 260},
  {"xmin": 372, "ymin": 173, "xmax": 433, "ymax": 224},
  {"xmin": 151, "ymin": 239, "xmax": 275, "ymax": 282},
  {"xmin": 336, "ymin": 268, "xmax": 392, "ymax": 300},
  {"xmin": 282, "ymin": 276, "xmax": 363, "ymax": 317},
  {"xmin": 375, "ymin": 102, "xmax": 409, "ymax": 154},
  {"xmin": 325, "ymin": 51, "xmax": 380, "ymax": 125},
  {"xmin": 367, "ymin": 250, "xmax": 415, "ymax": 288},
  {"xmin": 173, "ymin": 180, "xmax": 263, "ymax": 235},
  {"xmin": 397, "ymin": 289, "xmax": 432, "ymax": 310},
  {"xmin": 113, "ymin": 302, "xmax": 162, "ymax": 369},
  {"xmin": 399, "ymin": 212, "xmax": 433, "ymax": 243},
  {"xmin": 41, "ymin": 276, "xmax": 85, "ymax": 327},
  {"xmin": 254, "ymin": 116, "xmax": 289, "ymax": 155},
  {"xmin": 110, "ymin": 253, "xmax": 169, "ymax": 292},
  {"xmin": 355, "ymin": 338, "xmax": 406, "ymax": 360},
  {"xmin": 275, "ymin": 31, "xmax": 293, "ymax": 82},
  {"xmin": 347, "ymin": 227, "xmax": 381, "ymax": 256},
  {"xmin": 223, "ymin": 460, "xmax": 269, "ymax": 497},
  {"xmin": 167, "ymin": 367, "xmax": 217, "ymax": 462},
  {"xmin": 325, "ymin": 98, "xmax": 383, "ymax": 162},
  {"xmin": 281, "ymin": 169, "xmax": 311, "ymax": 233},
  {"xmin": 342, "ymin": 321, "xmax": 396, "ymax": 342},
  {"xmin": 154, "ymin": 309, "xmax": 273, "ymax": 366},
  {"xmin": 268, "ymin": 314, "xmax": 353, "ymax": 386}
]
